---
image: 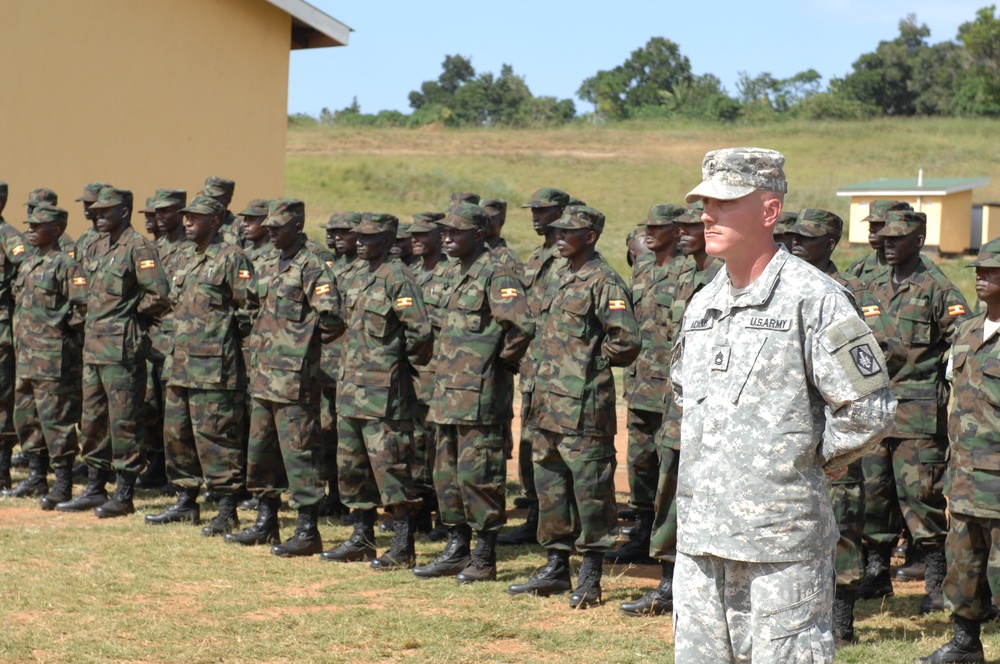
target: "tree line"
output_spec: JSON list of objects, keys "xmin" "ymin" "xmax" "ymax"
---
[{"xmin": 289, "ymin": 6, "xmax": 1000, "ymax": 129}]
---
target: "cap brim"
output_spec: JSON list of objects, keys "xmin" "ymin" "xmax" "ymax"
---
[
  {"xmin": 786, "ymin": 225, "xmax": 824, "ymax": 238},
  {"xmin": 356, "ymin": 221, "xmax": 391, "ymax": 235},
  {"xmin": 549, "ymin": 219, "xmax": 588, "ymax": 230},
  {"xmin": 520, "ymin": 200, "xmax": 557, "ymax": 208},
  {"xmin": 75, "ymin": 195, "xmax": 97, "ymax": 203},
  {"xmin": 88, "ymin": 201, "xmax": 121, "ymax": 209},
  {"xmin": 260, "ymin": 216, "xmax": 290, "ymax": 228},
  {"xmin": 409, "ymin": 222, "xmax": 440, "ymax": 233},
  {"xmin": 238, "ymin": 210, "xmax": 267, "ymax": 218},
  {"xmin": 684, "ymin": 180, "xmax": 756, "ymax": 204}
]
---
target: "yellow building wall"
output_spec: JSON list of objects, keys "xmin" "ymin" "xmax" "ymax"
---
[
  {"xmin": 847, "ymin": 192, "xmax": 974, "ymax": 254},
  {"xmin": 984, "ymin": 205, "xmax": 1000, "ymax": 245},
  {"xmin": 0, "ymin": 0, "xmax": 291, "ymax": 241},
  {"xmin": 938, "ymin": 190, "xmax": 972, "ymax": 254}
]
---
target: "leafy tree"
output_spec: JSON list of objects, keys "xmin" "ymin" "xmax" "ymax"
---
[
  {"xmin": 408, "ymin": 55, "xmax": 476, "ymax": 110},
  {"xmin": 955, "ymin": 5, "xmax": 1000, "ymax": 115}
]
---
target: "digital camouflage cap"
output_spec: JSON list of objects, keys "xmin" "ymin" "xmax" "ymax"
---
[
  {"xmin": 862, "ymin": 199, "xmax": 912, "ymax": 223},
  {"xmin": 410, "ymin": 211, "xmax": 445, "ymax": 233},
  {"xmin": 261, "ymin": 198, "xmax": 305, "ymax": 228},
  {"xmin": 450, "ymin": 192, "xmax": 480, "ymax": 206},
  {"xmin": 644, "ymin": 203, "xmax": 690, "ymax": 227},
  {"xmin": 787, "ymin": 208, "xmax": 843, "ymax": 239},
  {"xmin": 152, "ymin": 188, "xmax": 187, "ymax": 210},
  {"xmin": 439, "ymin": 203, "xmax": 489, "ymax": 231},
  {"xmin": 876, "ymin": 209, "xmax": 927, "ymax": 237},
  {"xmin": 325, "ymin": 211, "xmax": 363, "ymax": 231},
  {"xmin": 521, "ymin": 187, "xmax": 569, "ymax": 209},
  {"xmin": 76, "ymin": 181, "xmax": 112, "ymax": 203},
  {"xmin": 89, "ymin": 187, "xmax": 133, "ymax": 210},
  {"xmin": 181, "ymin": 195, "xmax": 225, "ymax": 216},
  {"xmin": 26, "ymin": 203, "xmax": 68, "ymax": 226},
  {"xmin": 685, "ymin": 147, "xmax": 787, "ymax": 203},
  {"xmin": 25, "ymin": 188, "xmax": 57, "ymax": 207},
  {"xmin": 202, "ymin": 176, "xmax": 235, "ymax": 197},
  {"xmin": 549, "ymin": 205, "xmax": 606, "ymax": 233},
  {"xmin": 356, "ymin": 212, "xmax": 399, "ymax": 236},
  {"xmin": 968, "ymin": 250, "xmax": 1000, "ymax": 268},
  {"xmin": 238, "ymin": 198, "xmax": 269, "ymax": 217}
]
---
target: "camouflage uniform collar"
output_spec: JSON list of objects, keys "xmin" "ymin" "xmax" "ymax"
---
[
  {"xmin": 561, "ymin": 253, "xmax": 604, "ymax": 281},
  {"xmin": 277, "ymin": 234, "xmax": 308, "ymax": 267},
  {"xmin": 712, "ymin": 246, "xmax": 788, "ymax": 310},
  {"xmin": 457, "ymin": 248, "xmax": 491, "ymax": 281}
]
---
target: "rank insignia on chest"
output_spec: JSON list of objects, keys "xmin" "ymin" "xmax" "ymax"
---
[
  {"xmin": 849, "ymin": 343, "xmax": 881, "ymax": 377},
  {"xmin": 238, "ymin": 269, "xmax": 251, "ymax": 279},
  {"xmin": 139, "ymin": 259, "xmax": 156, "ymax": 269},
  {"xmin": 862, "ymin": 305, "xmax": 880, "ymax": 317},
  {"xmin": 72, "ymin": 276, "xmax": 87, "ymax": 286},
  {"xmin": 609, "ymin": 299, "xmax": 626, "ymax": 310},
  {"xmin": 396, "ymin": 296, "xmax": 413, "ymax": 308},
  {"xmin": 314, "ymin": 283, "xmax": 331, "ymax": 295},
  {"xmin": 12, "ymin": 245, "xmax": 24, "ymax": 256},
  {"xmin": 948, "ymin": 304, "xmax": 966, "ymax": 317},
  {"xmin": 500, "ymin": 287, "xmax": 518, "ymax": 298},
  {"xmin": 711, "ymin": 345, "xmax": 730, "ymax": 371}
]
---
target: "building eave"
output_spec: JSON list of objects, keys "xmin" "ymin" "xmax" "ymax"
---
[
  {"xmin": 836, "ymin": 178, "xmax": 991, "ymax": 198},
  {"xmin": 265, "ymin": 0, "xmax": 351, "ymax": 49}
]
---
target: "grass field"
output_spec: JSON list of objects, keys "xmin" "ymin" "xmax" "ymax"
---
[{"xmin": 3, "ymin": 118, "xmax": 1000, "ymax": 662}]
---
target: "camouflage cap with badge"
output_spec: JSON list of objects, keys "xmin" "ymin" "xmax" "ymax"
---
[
  {"xmin": 238, "ymin": 198, "xmax": 269, "ymax": 218},
  {"xmin": 439, "ymin": 203, "xmax": 489, "ymax": 231},
  {"xmin": 261, "ymin": 198, "xmax": 305, "ymax": 228},
  {"xmin": 876, "ymin": 209, "xmax": 927, "ymax": 237},
  {"xmin": 550, "ymin": 205, "xmax": 606, "ymax": 233},
  {"xmin": 863, "ymin": 199, "xmax": 912, "ymax": 223},
  {"xmin": 788, "ymin": 209, "xmax": 843, "ymax": 239},
  {"xmin": 520, "ymin": 187, "xmax": 569, "ymax": 209},
  {"xmin": 25, "ymin": 203, "xmax": 68, "ymax": 226},
  {"xmin": 25, "ymin": 188, "xmax": 58, "ymax": 208},
  {"xmin": 325, "ymin": 211, "xmax": 363, "ymax": 230},
  {"xmin": 968, "ymin": 250, "xmax": 1000, "ymax": 269},
  {"xmin": 685, "ymin": 147, "xmax": 787, "ymax": 203},
  {"xmin": 450, "ymin": 192, "xmax": 480, "ymax": 206},
  {"xmin": 181, "ymin": 195, "xmax": 225, "ymax": 216},
  {"xmin": 410, "ymin": 211, "xmax": 446, "ymax": 233},
  {"xmin": 152, "ymin": 189, "xmax": 187, "ymax": 210},
  {"xmin": 89, "ymin": 187, "xmax": 133, "ymax": 210},
  {"xmin": 645, "ymin": 203, "xmax": 690, "ymax": 226},
  {"xmin": 202, "ymin": 176, "xmax": 235, "ymax": 198},
  {"xmin": 356, "ymin": 212, "xmax": 399, "ymax": 236},
  {"xmin": 75, "ymin": 182, "xmax": 112, "ymax": 203}
]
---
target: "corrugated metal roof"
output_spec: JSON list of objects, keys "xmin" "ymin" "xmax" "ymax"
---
[{"xmin": 836, "ymin": 177, "xmax": 990, "ymax": 197}]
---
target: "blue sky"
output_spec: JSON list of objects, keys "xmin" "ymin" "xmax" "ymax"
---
[{"xmin": 288, "ymin": 1, "xmax": 991, "ymax": 116}]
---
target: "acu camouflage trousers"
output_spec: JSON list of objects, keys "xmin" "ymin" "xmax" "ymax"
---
[
  {"xmin": 433, "ymin": 423, "xmax": 506, "ymax": 532},
  {"xmin": 532, "ymin": 429, "xmax": 618, "ymax": 552},
  {"xmin": 246, "ymin": 397, "xmax": 324, "ymax": 508},
  {"xmin": 337, "ymin": 415, "xmax": 420, "ymax": 512},
  {"xmin": 13, "ymin": 376, "xmax": 80, "ymax": 467},
  {"xmin": 79, "ymin": 360, "xmax": 147, "ymax": 474},
  {"xmin": 625, "ymin": 407, "xmax": 661, "ymax": 513},
  {"xmin": 163, "ymin": 386, "xmax": 245, "ymax": 494},
  {"xmin": 943, "ymin": 511, "xmax": 1000, "ymax": 621}
]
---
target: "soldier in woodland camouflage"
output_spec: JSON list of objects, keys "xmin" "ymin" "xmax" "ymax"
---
[
  {"xmin": 320, "ymin": 212, "xmax": 432, "ymax": 570},
  {"xmin": 224, "ymin": 198, "xmax": 344, "ymax": 557},
  {"xmin": 625, "ymin": 226, "xmax": 652, "ymax": 268},
  {"xmin": 846, "ymin": 199, "xmax": 912, "ymax": 286},
  {"xmin": 200, "ymin": 176, "xmax": 243, "ymax": 248},
  {"xmin": 144, "ymin": 196, "xmax": 253, "ymax": 536},
  {"xmin": 411, "ymin": 203, "xmax": 534, "ymax": 583},
  {"xmin": 75, "ymin": 182, "xmax": 113, "ymax": 269},
  {"xmin": 671, "ymin": 148, "xmax": 895, "ymax": 663},
  {"xmin": 450, "ymin": 192, "xmax": 480, "ymax": 206},
  {"xmin": 771, "ymin": 210, "xmax": 797, "ymax": 250},
  {"xmin": 23, "ymin": 188, "xmax": 76, "ymax": 258},
  {"xmin": 481, "ymin": 198, "xmax": 523, "ymax": 275},
  {"xmin": 919, "ymin": 250, "xmax": 1000, "ymax": 663},
  {"xmin": 8, "ymin": 205, "xmax": 87, "ymax": 508},
  {"xmin": 508, "ymin": 206, "xmax": 640, "ymax": 609},
  {"xmin": 56, "ymin": 187, "xmax": 170, "ymax": 518},
  {"xmin": 859, "ymin": 210, "xmax": 969, "ymax": 613},
  {"xmin": 0, "ymin": 180, "xmax": 27, "ymax": 490},
  {"xmin": 498, "ymin": 187, "xmax": 569, "ymax": 547}
]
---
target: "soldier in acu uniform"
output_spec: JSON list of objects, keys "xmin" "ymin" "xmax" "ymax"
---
[
  {"xmin": 0, "ymin": 180, "xmax": 27, "ymax": 490},
  {"xmin": 9, "ymin": 205, "xmax": 87, "ymax": 508},
  {"xmin": 508, "ymin": 205, "xmax": 640, "ymax": 609},
  {"xmin": 56, "ymin": 187, "xmax": 171, "ymax": 518}
]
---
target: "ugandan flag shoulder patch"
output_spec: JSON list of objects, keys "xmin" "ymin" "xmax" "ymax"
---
[
  {"xmin": 139, "ymin": 259, "xmax": 156, "ymax": 269},
  {"xmin": 72, "ymin": 276, "xmax": 87, "ymax": 286},
  {"xmin": 314, "ymin": 283, "xmax": 331, "ymax": 296},
  {"xmin": 609, "ymin": 299, "xmax": 627, "ymax": 311},
  {"xmin": 238, "ymin": 269, "xmax": 251, "ymax": 279},
  {"xmin": 948, "ymin": 304, "xmax": 966, "ymax": 317},
  {"xmin": 500, "ymin": 287, "xmax": 518, "ymax": 298},
  {"xmin": 12, "ymin": 245, "xmax": 25, "ymax": 256},
  {"xmin": 396, "ymin": 296, "xmax": 413, "ymax": 308},
  {"xmin": 862, "ymin": 305, "xmax": 880, "ymax": 318}
]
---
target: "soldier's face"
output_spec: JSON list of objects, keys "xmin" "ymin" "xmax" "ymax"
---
[
  {"xmin": 700, "ymin": 192, "xmax": 780, "ymax": 260},
  {"xmin": 411, "ymin": 228, "xmax": 442, "ymax": 256},
  {"xmin": 0, "ymin": 195, "xmax": 7, "ymax": 214},
  {"xmin": 486, "ymin": 211, "xmax": 505, "ymax": 239},
  {"xmin": 333, "ymin": 230, "xmax": 357, "ymax": 256},
  {"xmin": 26, "ymin": 221, "xmax": 61, "ymax": 248},
  {"xmin": 677, "ymin": 223, "xmax": 706, "ymax": 256},
  {"xmin": 268, "ymin": 218, "xmax": 301, "ymax": 251},
  {"xmin": 242, "ymin": 216, "xmax": 266, "ymax": 242},
  {"xmin": 94, "ymin": 204, "xmax": 128, "ymax": 234},
  {"xmin": 643, "ymin": 224, "xmax": 675, "ymax": 253},
  {"xmin": 357, "ymin": 232, "xmax": 391, "ymax": 263},
  {"xmin": 392, "ymin": 236, "xmax": 412, "ymax": 258},
  {"xmin": 184, "ymin": 212, "xmax": 219, "ymax": 247},
  {"xmin": 788, "ymin": 233, "xmax": 836, "ymax": 267},
  {"xmin": 83, "ymin": 201, "xmax": 95, "ymax": 221},
  {"xmin": 555, "ymin": 227, "xmax": 595, "ymax": 259},
  {"xmin": 868, "ymin": 222, "xmax": 885, "ymax": 252},
  {"xmin": 882, "ymin": 230, "xmax": 924, "ymax": 266},
  {"xmin": 531, "ymin": 206, "xmax": 562, "ymax": 236},
  {"xmin": 143, "ymin": 213, "xmax": 158, "ymax": 235},
  {"xmin": 975, "ymin": 267, "xmax": 1000, "ymax": 305},
  {"xmin": 156, "ymin": 204, "xmax": 184, "ymax": 234},
  {"xmin": 441, "ymin": 226, "xmax": 481, "ymax": 259}
]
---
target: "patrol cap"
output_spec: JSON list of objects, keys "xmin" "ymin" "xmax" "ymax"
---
[
  {"xmin": 152, "ymin": 188, "xmax": 187, "ymax": 210},
  {"xmin": 439, "ymin": 203, "xmax": 489, "ymax": 231},
  {"xmin": 138, "ymin": 195, "xmax": 158, "ymax": 214},
  {"xmin": 644, "ymin": 203, "xmax": 690, "ymax": 227},
  {"xmin": 450, "ymin": 192, "xmax": 480, "ymax": 206},
  {"xmin": 181, "ymin": 195, "xmax": 225, "ymax": 216},
  {"xmin": 862, "ymin": 199, "xmax": 912, "ymax": 223},
  {"xmin": 261, "ymin": 198, "xmax": 305, "ymax": 228},
  {"xmin": 685, "ymin": 147, "xmax": 787, "ymax": 204},
  {"xmin": 787, "ymin": 209, "xmax": 843, "ymax": 239},
  {"xmin": 202, "ymin": 176, "xmax": 235, "ymax": 197},
  {"xmin": 876, "ymin": 209, "xmax": 927, "ymax": 237},
  {"xmin": 968, "ymin": 250, "xmax": 1000, "ymax": 268},
  {"xmin": 356, "ymin": 212, "xmax": 399, "ymax": 236},
  {"xmin": 521, "ymin": 187, "xmax": 570, "ymax": 209},
  {"xmin": 686, "ymin": 200, "xmax": 705, "ymax": 217},
  {"xmin": 568, "ymin": 196, "xmax": 587, "ymax": 206},
  {"xmin": 981, "ymin": 236, "xmax": 1000, "ymax": 253},
  {"xmin": 480, "ymin": 198, "xmax": 507, "ymax": 215},
  {"xmin": 89, "ymin": 187, "xmax": 133, "ymax": 210},
  {"xmin": 396, "ymin": 223, "xmax": 413, "ymax": 239},
  {"xmin": 26, "ymin": 204, "xmax": 68, "ymax": 226},
  {"xmin": 325, "ymin": 211, "xmax": 363, "ymax": 231},
  {"xmin": 549, "ymin": 205, "xmax": 606, "ymax": 233},
  {"xmin": 75, "ymin": 181, "xmax": 111, "ymax": 203},
  {"xmin": 238, "ymin": 198, "xmax": 269, "ymax": 217},
  {"xmin": 25, "ymin": 188, "xmax": 57, "ymax": 207},
  {"xmin": 773, "ymin": 210, "xmax": 797, "ymax": 236},
  {"xmin": 410, "ymin": 211, "xmax": 446, "ymax": 233}
]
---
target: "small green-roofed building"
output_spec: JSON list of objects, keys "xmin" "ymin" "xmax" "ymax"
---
[{"xmin": 837, "ymin": 176, "xmax": 991, "ymax": 254}]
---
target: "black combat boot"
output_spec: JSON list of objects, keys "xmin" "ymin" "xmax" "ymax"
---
[
  {"xmin": 456, "ymin": 530, "xmax": 498, "ymax": 584},
  {"xmin": 271, "ymin": 504, "xmax": 323, "ymax": 557},
  {"xmin": 144, "ymin": 487, "xmax": 201, "ymax": 525},
  {"xmin": 920, "ymin": 615, "xmax": 985, "ymax": 663},
  {"xmin": 317, "ymin": 480, "xmax": 348, "ymax": 518},
  {"xmin": 55, "ymin": 467, "xmax": 109, "ymax": 512},
  {"xmin": 10, "ymin": 449, "xmax": 28, "ymax": 469},
  {"xmin": 604, "ymin": 509, "xmax": 654, "ymax": 564},
  {"xmin": 201, "ymin": 494, "xmax": 239, "ymax": 537},
  {"xmin": 497, "ymin": 501, "xmax": 538, "ymax": 546},
  {"xmin": 896, "ymin": 537, "xmax": 926, "ymax": 581},
  {"xmin": 224, "ymin": 495, "xmax": 281, "ymax": 545},
  {"xmin": 508, "ymin": 549, "xmax": 572, "ymax": 596},
  {"xmin": 135, "ymin": 449, "xmax": 168, "ymax": 489},
  {"xmin": 239, "ymin": 496, "xmax": 259, "ymax": 511},
  {"xmin": 569, "ymin": 551, "xmax": 604, "ymax": 609},
  {"xmin": 427, "ymin": 512, "xmax": 449, "ymax": 542},
  {"xmin": 621, "ymin": 560, "xmax": 674, "ymax": 616},
  {"xmin": 370, "ymin": 509, "xmax": 416, "ymax": 571},
  {"xmin": 39, "ymin": 465, "xmax": 74, "ymax": 511},
  {"xmin": 0, "ymin": 442, "xmax": 12, "ymax": 491},
  {"xmin": 94, "ymin": 472, "xmax": 137, "ymax": 518},
  {"xmin": 856, "ymin": 543, "xmax": 894, "ymax": 600},
  {"xmin": 413, "ymin": 524, "xmax": 472, "ymax": 578},
  {"xmin": 3, "ymin": 452, "xmax": 49, "ymax": 498},
  {"xmin": 832, "ymin": 589, "xmax": 857, "ymax": 645},
  {"xmin": 921, "ymin": 547, "xmax": 947, "ymax": 614},
  {"xmin": 321, "ymin": 508, "xmax": 377, "ymax": 562}
]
